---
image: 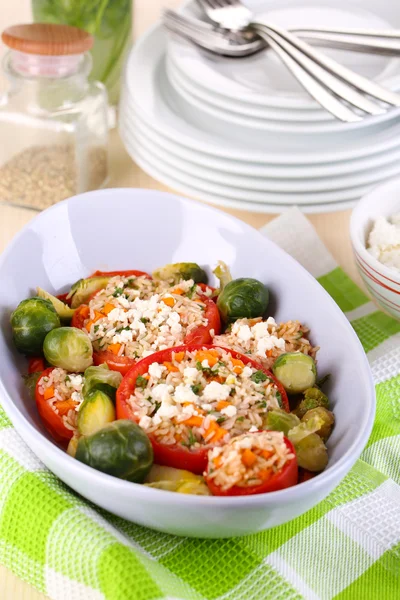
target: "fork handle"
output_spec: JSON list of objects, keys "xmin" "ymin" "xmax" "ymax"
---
[
  {"xmin": 257, "ymin": 21, "xmax": 400, "ymax": 106},
  {"xmin": 249, "ymin": 29, "xmax": 361, "ymax": 122},
  {"xmin": 294, "ymin": 30, "xmax": 400, "ymax": 55},
  {"xmin": 255, "ymin": 24, "xmax": 383, "ymax": 115}
]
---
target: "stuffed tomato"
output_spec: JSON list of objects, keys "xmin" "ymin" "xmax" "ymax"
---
[
  {"xmin": 72, "ymin": 276, "xmax": 221, "ymax": 375},
  {"xmin": 205, "ymin": 431, "xmax": 297, "ymax": 496},
  {"xmin": 35, "ymin": 367, "xmax": 85, "ymax": 444},
  {"xmin": 116, "ymin": 344, "xmax": 289, "ymax": 474}
]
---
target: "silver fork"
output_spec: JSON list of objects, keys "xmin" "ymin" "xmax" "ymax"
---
[
  {"xmin": 196, "ymin": 0, "xmax": 400, "ymax": 108},
  {"xmin": 163, "ymin": 10, "xmax": 373, "ymax": 122}
]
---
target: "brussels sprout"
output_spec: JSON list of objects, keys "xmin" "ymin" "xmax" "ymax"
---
[
  {"xmin": 294, "ymin": 387, "xmax": 329, "ymax": 419},
  {"xmin": 217, "ymin": 278, "xmax": 269, "ymax": 323},
  {"xmin": 152, "ymin": 262, "xmax": 208, "ymax": 285},
  {"xmin": 36, "ymin": 287, "xmax": 76, "ymax": 321},
  {"xmin": 78, "ymin": 389, "xmax": 116, "ymax": 437},
  {"xmin": 75, "ymin": 420, "xmax": 153, "ymax": 482},
  {"xmin": 67, "ymin": 276, "xmax": 110, "ymax": 308},
  {"xmin": 67, "ymin": 435, "xmax": 79, "ymax": 458},
  {"xmin": 23, "ymin": 371, "xmax": 42, "ymax": 399},
  {"xmin": 82, "ymin": 365, "xmax": 122, "ymax": 401},
  {"xmin": 302, "ymin": 407, "xmax": 335, "ymax": 441},
  {"xmin": 294, "ymin": 433, "xmax": 328, "ymax": 472},
  {"xmin": 287, "ymin": 414, "xmax": 324, "ymax": 445},
  {"xmin": 145, "ymin": 465, "xmax": 210, "ymax": 495},
  {"xmin": 11, "ymin": 297, "xmax": 61, "ymax": 356},
  {"xmin": 213, "ymin": 260, "xmax": 232, "ymax": 289},
  {"xmin": 43, "ymin": 327, "xmax": 93, "ymax": 372},
  {"xmin": 272, "ymin": 353, "xmax": 317, "ymax": 395},
  {"xmin": 264, "ymin": 409, "xmax": 300, "ymax": 435}
]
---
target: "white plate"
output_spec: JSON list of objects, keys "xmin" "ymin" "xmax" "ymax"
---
[
  {"xmin": 0, "ymin": 189, "xmax": 375, "ymax": 537},
  {"xmin": 168, "ymin": 57, "xmax": 400, "ymax": 136},
  {"xmin": 121, "ymin": 122, "xmax": 378, "ymax": 210},
  {"xmin": 125, "ymin": 138, "xmax": 362, "ymax": 214},
  {"xmin": 171, "ymin": 0, "xmax": 400, "ymax": 110},
  {"xmin": 123, "ymin": 113, "xmax": 400, "ymax": 195},
  {"xmin": 123, "ymin": 24, "xmax": 400, "ymax": 164},
  {"xmin": 122, "ymin": 106, "xmax": 400, "ymax": 179}
]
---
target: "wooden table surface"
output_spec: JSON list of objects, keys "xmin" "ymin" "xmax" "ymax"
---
[{"xmin": 0, "ymin": 1, "xmax": 363, "ymax": 598}]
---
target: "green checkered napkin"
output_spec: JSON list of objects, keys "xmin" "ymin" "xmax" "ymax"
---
[{"xmin": 1, "ymin": 207, "xmax": 399, "ymax": 600}]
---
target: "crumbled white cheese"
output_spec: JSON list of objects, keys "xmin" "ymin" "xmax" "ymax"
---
[
  {"xmin": 201, "ymin": 403, "xmax": 212, "ymax": 411},
  {"xmin": 221, "ymin": 405, "xmax": 237, "ymax": 417},
  {"xmin": 236, "ymin": 324, "xmax": 252, "ymax": 342},
  {"xmin": 367, "ymin": 214, "xmax": 400, "ymax": 273},
  {"xmin": 242, "ymin": 366, "xmax": 253, "ymax": 378},
  {"xmin": 148, "ymin": 362, "xmax": 166, "ymax": 379},
  {"xmin": 201, "ymin": 359, "xmax": 210, "ymax": 369},
  {"xmin": 151, "ymin": 384, "xmax": 173, "ymax": 403},
  {"xmin": 256, "ymin": 335, "xmax": 285, "ymax": 358},
  {"xmin": 174, "ymin": 384, "xmax": 198, "ymax": 404},
  {"xmin": 183, "ymin": 367, "xmax": 198, "ymax": 382},
  {"xmin": 157, "ymin": 403, "xmax": 179, "ymax": 419},
  {"xmin": 202, "ymin": 381, "xmax": 231, "ymax": 401},
  {"xmin": 139, "ymin": 415, "xmax": 152, "ymax": 429},
  {"xmin": 68, "ymin": 374, "xmax": 83, "ymax": 388},
  {"xmin": 112, "ymin": 329, "xmax": 133, "ymax": 344},
  {"xmin": 249, "ymin": 425, "xmax": 258, "ymax": 433},
  {"xmin": 71, "ymin": 391, "xmax": 82, "ymax": 404}
]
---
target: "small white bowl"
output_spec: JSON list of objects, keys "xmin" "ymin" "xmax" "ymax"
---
[
  {"xmin": 350, "ymin": 177, "xmax": 400, "ymax": 320},
  {"xmin": 0, "ymin": 189, "xmax": 375, "ymax": 538}
]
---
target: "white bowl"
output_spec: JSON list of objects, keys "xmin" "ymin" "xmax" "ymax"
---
[
  {"xmin": 0, "ymin": 189, "xmax": 375, "ymax": 538},
  {"xmin": 350, "ymin": 177, "xmax": 400, "ymax": 320}
]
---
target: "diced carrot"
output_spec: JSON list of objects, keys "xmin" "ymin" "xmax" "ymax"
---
[
  {"xmin": 173, "ymin": 351, "xmax": 185, "ymax": 362},
  {"xmin": 242, "ymin": 449, "xmax": 257, "ymax": 468},
  {"xmin": 204, "ymin": 420, "xmax": 219, "ymax": 439},
  {"xmin": 54, "ymin": 399, "xmax": 78, "ymax": 416},
  {"xmin": 182, "ymin": 416, "xmax": 203, "ymax": 427},
  {"xmin": 210, "ymin": 375, "xmax": 225, "ymax": 384},
  {"xmin": 266, "ymin": 350, "xmax": 273, "ymax": 358},
  {"xmin": 216, "ymin": 400, "xmax": 230, "ymax": 411},
  {"xmin": 258, "ymin": 468, "xmax": 272, "ymax": 481},
  {"xmin": 195, "ymin": 350, "xmax": 218, "ymax": 367},
  {"xmin": 210, "ymin": 427, "xmax": 228, "ymax": 443},
  {"xmin": 213, "ymin": 456, "xmax": 222, "ymax": 468},
  {"xmin": 108, "ymin": 343, "xmax": 122, "ymax": 355},
  {"xmin": 248, "ymin": 318, "xmax": 262, "ymax": 326},
  {"xmin": 232, "ymin": 358, "xmax": 244, "ymax": 374},
  {"xmin": 43, "ymin": 386, "xmax": 55, "ymax": 400},
  {"xmin": 85, "ymin": 310, "xmax": 104, "ymax": 332},
  {"xmin": 161, "ymin": 296, "xmax": 175, "ymax": 307},
  {"xmin": 102, "ymin": 302, "xmax": 115, "ymax": 315},
  {"xmin": 173, "ymin": 288, "xmax": 184, "ymax": 295},
  {"xmin": 261, "ymin": 449, "xmax": 273, "ymax": 460},
  {"xmin": 163, "ymin": 361, "xmax": 179, "ymax": 373},
  {"xmin": 80, "ymin": 305, "xmax": 90, "ymax": 319}
]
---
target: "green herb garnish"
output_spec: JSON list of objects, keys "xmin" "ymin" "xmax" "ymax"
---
[
  {"xmin": 251, "ymin": 370, "xmax": 268, "ymax": 384},
  {"xmin": 136, "ymin": 375, "xmax": 148, "ymax": 388},
  {"xmin": 191, "ymin": 384, "xmax": 201, "ymax": 395}
]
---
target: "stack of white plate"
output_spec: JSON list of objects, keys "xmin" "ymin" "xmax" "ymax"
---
[{"xmin": 119, "ymin": 0, "xmax": 400, "ymax": 213}]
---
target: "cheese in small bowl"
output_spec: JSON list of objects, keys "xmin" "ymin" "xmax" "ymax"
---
[{"xmin": 367, "ymin": 213, "xmax": 400, "ymax": 273}]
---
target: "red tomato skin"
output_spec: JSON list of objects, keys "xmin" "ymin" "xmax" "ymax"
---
[
  {"xmin": 71, "ymin": 305, "xmax": 89, "ymax": 329},
  {"xmin": 28, "ymin": 357, "xmax": 45, "ymax": 374},
  {"xmin": 298, "ymin": 468, "xmax": 316, "ymax": 484},
  {"xmin": 89, "ymin": 270, "xmax": 151, "ymax": 278},
  {"xmin": 205, "ymin": 438, "xmax": 298, "ymax": 496},
  {"xmin": 93, "ymin": 351, "xmax": 135, "ymax": 376},
  {"xmin": 35, "ymin": 367, "xmax": 73, "ymax": 445},
  {"xmin": 116, "ymin": 344, "xmax": 289, "ymax": 474}
]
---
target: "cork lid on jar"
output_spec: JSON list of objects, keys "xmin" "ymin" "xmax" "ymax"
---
[{"xmin": 2, "ymin": 23, "xmax": 93, "ymax": 56}]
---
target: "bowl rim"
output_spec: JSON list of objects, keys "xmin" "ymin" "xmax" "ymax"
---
[
  {"xmin": 0, "ymin": 188, "xmax": 376, "ymax": 508},
  {"xmin": 350, "ymin": 176, "xmax": 400, "ymax": 286}
]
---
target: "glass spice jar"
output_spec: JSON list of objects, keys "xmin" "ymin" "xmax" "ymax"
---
[{"xmin": 0, "ymin": 23, "xmax": 109, "ymax": 211}]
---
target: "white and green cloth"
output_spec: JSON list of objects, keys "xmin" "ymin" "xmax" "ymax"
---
[{"xmin": 1, "ymin": 207, "xmax": 399, "ymax": 600}]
